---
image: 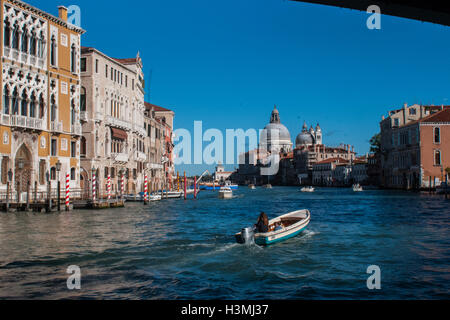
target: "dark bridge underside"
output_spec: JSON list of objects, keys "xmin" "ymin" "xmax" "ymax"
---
[{"xmin": 290, "ymin": 0, "xmax": 450, "ymax": 27}]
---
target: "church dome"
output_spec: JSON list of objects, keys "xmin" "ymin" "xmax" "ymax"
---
[
  {"xmin": 296, "ymin": 132, "xmax": 314, "ymax": 147},
  {"xmin": 259, "ymin": 106, "xmax": 292, "ymax": 152}
]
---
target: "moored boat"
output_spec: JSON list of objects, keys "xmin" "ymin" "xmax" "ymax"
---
[
  {"xmin": 166, "ymin": 191, "xmax": 183, "ymax": 199},
  {"xmin": 235, "ymin": 210, "xmax": 311, "ymax": 246},
  {"xmin": 149, "ymin": 194, "xmax": 162, "ymax": 202}
]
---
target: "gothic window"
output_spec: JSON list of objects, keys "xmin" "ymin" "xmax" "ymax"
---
[
  {"xmin": 4, "ymin": 20, "xmax": 11, "ymax": 47},
  {"xmin": 50, "ymin": 35, "xmax": 57, "ymax": 66},
  {"xmin": 71, "ymin": 141, "xmax": 76, "ymax": 158},
  {"xmin": 12, "ymin": 23, "xmax": 19, "ymax": 49},
  {"xmin": 50, "ymin": 94, "xmax": 57, "ymax": 121},
  {"xmin": 21, "ymin": 26, "xmax": 28, "ymax": 53},
  {"xmin": 104, "ymin": 167, "xmax": 109, "ymax": 179},
  {"xmin": 50, "ymin": 167, "xmax": 56, "ymax": 180},
  {"xmin": 3, "ymin": 86, "xmax": 10, "ymax": 115},
  {"xmin": 71, "ymin": 44, "xmax": 76, "ymax": 73},
  {"xmin": 39, "ymin": 94, "xmax": 45, "ymax": 119},
  {"xmin": 11, "ymin": 88, "xmax": 19, "ymax": 115},
  {"xmin": 37, "ymin": 32, "xmax": 44, "ymax": 58},
  {"xmin": 80, "ymin": 87, "xmax": 86, "ymax": 112},
  {"xmin": 51, "ymin": 139, "xmax": 57, "ymax": 156},
  {"xmin": 30, "ymin": 31, "xmax": 37, "ymax": 55},
  {"xmin": 21, "ymin": 91, "xmax": 28, "ymax": 116},
  {"xmin": 30, "ymin": 92, "xmax": 37, "ymax": 118}
]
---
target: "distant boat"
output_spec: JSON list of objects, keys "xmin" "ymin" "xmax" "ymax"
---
[
  {"xmin": 235, "ymin": 210, "xmax": 311, "ymax": 246},
  {"xmin": 219, "ymin": 186, "xmax": 233, "ymax": 199},
  {"xmin": 353, "ymin": 184, "xmax": 363, "ymax": 192},
  {"xmin": 166, "ymin": 191, "xmax": 183, "ymax": 199},
  {"xmin": 301, "ymin": 186, "xmax": 315, "ymax": 193},
  {"xmin": 248, "ymin": 184, "xmax": 256, "ymax": 190},
  {"xmin": 262, "ymin": 184, "xmax": 272, "ymax": 189}
]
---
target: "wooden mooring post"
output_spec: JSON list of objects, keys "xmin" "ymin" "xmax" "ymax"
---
[
  {"xmin": 26, "ymin": 181, "xmax": 30, "ymax": 211},
  {"xmin": 6, "ymin": 181, "xmax": 10, "ymax": 212}
]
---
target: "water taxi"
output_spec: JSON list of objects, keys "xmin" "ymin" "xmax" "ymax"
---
[
  {"xmin": 218, "ymin": 186, "xmax": 233, "ymax": 199},
  {"xmin": 235, "ymin": 210, "xmax": 311, "ymax": 246}
]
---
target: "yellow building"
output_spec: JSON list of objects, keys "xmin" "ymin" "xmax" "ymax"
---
[{"xmin": 0, "ymin": 1, "xmax": 85, "ymax": 195}]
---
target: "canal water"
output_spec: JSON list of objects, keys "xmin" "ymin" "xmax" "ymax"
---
[{"xmin": 0, "ymin": 187, "xmax": 448, "ymax": 300}]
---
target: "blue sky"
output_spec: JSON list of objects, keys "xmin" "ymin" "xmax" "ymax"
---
[{"xmin": 33, "ymin": 0, "xmax": 450, "ymax": 175}]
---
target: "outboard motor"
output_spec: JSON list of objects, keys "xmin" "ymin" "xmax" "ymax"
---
[{"xmin": 239, "ymin": 227, "xmax": 255, "ymax": 245}]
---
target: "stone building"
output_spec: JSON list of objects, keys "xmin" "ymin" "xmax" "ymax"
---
[
  {"xmin": 380, "ymin": 104, "xmax": 450, "ymax": 189},
  {"xmin": 144, "ymin": 102, "xmax": 175, "ymax": 192},
  {"xmin": 312, "ymin": 158, "xmax": 350, "ymax": 186},
  {"xmin": 0, "ymin": 2, "xmax": 84, "ymax": 195},
  {"xmin": 260, "ymin": 106, "xmax": 293, "ymax": 154},
  {"xmin": 79, "ymin": 46, "xmax": 147, "ymax": 195}
]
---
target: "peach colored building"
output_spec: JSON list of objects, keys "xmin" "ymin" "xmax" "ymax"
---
[{"xmin": 380, "ymin": 104, "xmax": 450, "ymax": 189}]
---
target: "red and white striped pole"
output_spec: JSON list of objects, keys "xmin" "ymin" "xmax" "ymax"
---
[
  {"xmin": 65, "ymin": 172, "xmax": 70, "ymax": 211},
  {"xmin": 92, "ymin": 170, "xmax": 97, "ymax": 203},
  {"xmin": 107, "ymin": 175, "xmax": 111, "ymax": 200},
  {"xmin": 194, "ymin": 176, "xmax": 197, "ymax": 199},
  {"xmin": 121, "ymin": 173, "xmax": 125, "ymax": 197},
  {"xmin": 144, "ymin": 175, "xmax": 148, "ymax": 204}
]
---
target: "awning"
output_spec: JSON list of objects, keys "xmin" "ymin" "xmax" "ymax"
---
[{"xmin": 111, "ymin": 128, "xmax": 128, "ymax": 140}]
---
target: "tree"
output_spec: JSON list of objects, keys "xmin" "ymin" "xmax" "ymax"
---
[{"xmin": 370, "ymin": 133, "xmax": 381, "ymax": 154}]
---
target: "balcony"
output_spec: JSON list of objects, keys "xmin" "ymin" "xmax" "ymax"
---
[
  {"xmin": 71, "ymin": 124, "xmax": 82, "ymax": 136},
  {"xmin": 3, "ymin": 47, "xmax": 46, "ymax": 69},
  {"xmin": 135, "ymin": 151, "xmax": 147, "ymax": 162},
  {"xmin": 51, "ymin": 121, "xmax": 64, "ymax": 133},
  {"xmin": 3, "ymin": 114, "xmax": 45, "ymax": 131},
  {"xmin": 113, "ymin": 153, "xmax": 129, "ymax": 163},
  {"xmin": 106, "ymin": 116, "xmax": 132, "ymax": 131},
  {"xmin": 133, "ymin": 124, "xmax": 147, "ymax": 137}
]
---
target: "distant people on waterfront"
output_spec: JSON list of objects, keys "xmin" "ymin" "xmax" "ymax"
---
[{"xmin": 255, "ymin": 212, "xmax": 269, "ymax": 233}]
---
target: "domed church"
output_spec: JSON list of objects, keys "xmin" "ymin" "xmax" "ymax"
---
[
  {"xmin": 260, "ymin": 106, "xmax": 293, "ymax": 153},
  {"xmin": 295, "ymin": 122, "xmax": 322, "ymax": 148}
]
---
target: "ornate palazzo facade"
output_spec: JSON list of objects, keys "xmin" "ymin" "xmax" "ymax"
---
[
  {"xmin": 80, "ymin": 47, "xmax": 148, "ymax": 195},
  {"xmin": 0, "ymin": 1, "xmax": 84, "ymax": 193}
]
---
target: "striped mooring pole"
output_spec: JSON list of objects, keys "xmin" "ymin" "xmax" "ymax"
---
[
  {"xmin": 121, "ymin": 173, "xmax": 125, "ymax": 197},
  {"xmin": 144, "ymin": 175, "xmax": 149, "ymax": 204},
  {"xmin": 65, "ymin": 172, "xmax": 70, "ymax": 211},
  {"xmin": 194, "ymin": 176, "xmax": 197, "ymax": 199},
  {"xmin": 184, "ymin": 171, "xmax": 187, "ymax": 200},
  {"xmin": 107, "ymin": 175, "xmax": 111, "ymax": 200},
  {"xmin": 92, "ymin": 171, "xmax": 97, "ymax": 203}
]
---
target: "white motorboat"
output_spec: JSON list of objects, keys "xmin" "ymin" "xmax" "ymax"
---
[
  {"xmin": 236, "ymin": 210, "xmax": 311, "ymax": 246},
  {"xmin": 301, "ymin": 186, "xmax": 315, "ymax": 193},
  {"xmin": 249, "ymin": 184, "xmax": 256, "ymax": 190},
  {"xmin": 166, "ymin": 191, "xmax": 183, "ymax": 199},
  {"xmin": 353, "ymin": 184, "xmax": 363, "ymax": 192},
  {"xmin": 219, "ymin": 187, "xmax": 233, "ymax": 199},
  {"xmin": 149, "ymin": 194, "xmax": 162, "ymax": 202}
]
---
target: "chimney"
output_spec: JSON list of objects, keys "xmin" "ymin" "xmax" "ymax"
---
[{"xmin": 58, "ymin": 6, "xmax": 68, "ymax": 22}]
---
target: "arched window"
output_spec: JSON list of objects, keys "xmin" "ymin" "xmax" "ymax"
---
[
  {"xmin": 4, "ymin": 20, "xmax": 11, "ymax": 47},
  {"xmin": 80, "ymin": 87, "xmax": 86, "ymax": 112},
  {"xmin": 37, "ymin": 32, "xmax": 44, "ymax": 58},
  {"xmin": 70, "ymin": 44, "xmax": 76, "ymax": 73},
  {"xmin": 39, "ymin": 94, "xmax": 45, "ymax": 119},
  {"xmin": 434, "ymin": 127, "xmax": 441, "ymax": 144},
  {"xmin": 30, "ymin": 31, "xmax": 37, "ymax": 56},
  {"xmin": 3, "ymin": 86, "xmax": 10, "ymax": 115},
  {"xmin": 50, "ymin": 94, "xmax": 57, "ymax": 121},
  {"xmin": 11, "ymin": 23, "xmax": 19, "ymax": 49},
  {"xmin": 21, "ymin": 91, "xmax": 28, "ymax": 116},
  {"xmin": 21, "ymin": 26, "xmax": 28, "ymax": 53},
  {"xmin": 50, "ymin": 35, "xmax": 57, "ymax": 66},
  {"xmin": 30, "ymin": 92, "xmax": 36, "ymax": 118},
  {"xmin": 11, "ymin": 88, "xmax": 19, "ymax": 115}
]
